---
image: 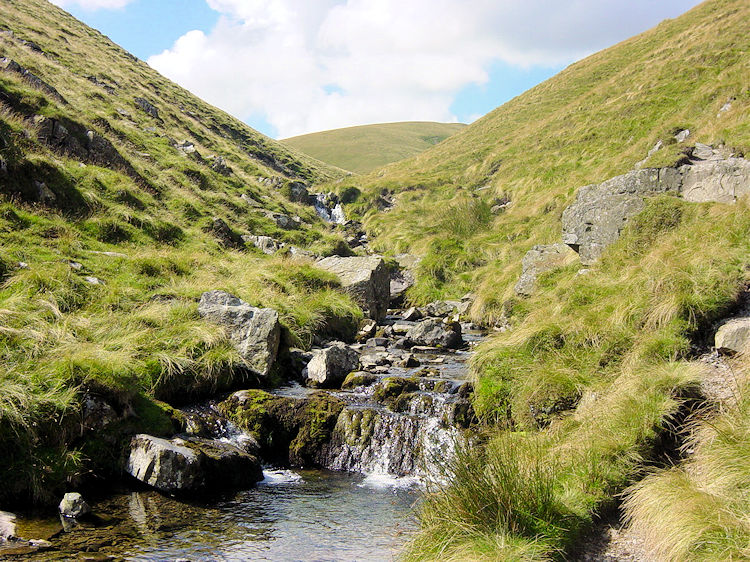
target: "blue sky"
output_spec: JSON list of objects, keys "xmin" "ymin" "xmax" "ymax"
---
[{"xmin": 53, "ymin": 0, "xmax": 701, "ymax": 139}]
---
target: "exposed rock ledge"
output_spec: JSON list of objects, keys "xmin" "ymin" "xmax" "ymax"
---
[{"xmin": 562, "ymin": 146, "xmax": 750, "ymax": 265}]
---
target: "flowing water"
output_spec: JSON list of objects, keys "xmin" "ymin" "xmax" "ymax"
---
[{"xmin": 6, "ymin": 323, "xmax": 482, "ymax": 561}]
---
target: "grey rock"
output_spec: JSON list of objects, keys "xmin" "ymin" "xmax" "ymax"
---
[
  {"xmin": 58, "ymin": 493, "xmax": 90, "ymax": 518},
  {"xmin": 360, "ymin": 353, "xmax": 391, "ymax": 370},
  {"xmin": 125, "ymin": 434, "xmax": 262, "ymax": 494},
  {"xmin": 34, "ymin": 180, "xmax": 56, "ymax": 204},
  {"xmin": 357, "ymin": 319, "xmax": 377, "ymax": 341},
  {"xmin": 134, "ymin": 97, "xmax": 159, "ymax": 119},
  {"xmin": 402, "ymin": 307, "xmax": 422, "ymax": 321},
  {"xmin": 406, "ymin": 318, "xmax": 462, "ymax": 349},
  {"xmin": 304, "ymin": 342, "xmax": 360, "ymax": 388},
  {"xmin": 391, "ymin": 321, "xmax": 415, "ymax": 335},
  {"xmin": 718, "ymin": 100, "xmax": 733, "ymax": 117},
  {"xmin": 674, "ymin": 129, "xmax": 690, "ymax": 143},
  {"xmin": 0, "ymin": 511, "xmax": 17, "ymax": 539},
  {"xmin": 81, "ymin": 394, "xmax": 120, "ymax": 431},
  {"xmin": 243, "ymin": 235, "xmax": 283, "ymax": 255},
  {"xmin": 390, "ymin": 253, "xmax": 420, "ymax": 304},
  {"xmin": 287, "ymin": 181, "xmax": 310, "ymax": 203},
  {"xmin": 266, "ymin": 212, "xmax": 298, "ymax": 230},
  {"xmin": 561, "ymin": 168, "xmax": 679, "ymax": 265},
  {"xmin": 211, "ymin": 156, "xmax": 232, "ymax": 176},
  {"xmin": 317, "ymin": 256, "xmax": 390, "ymax": 322},
  {"xmin": 84, "ymin": 276, "xmax": 104, "ymax": 285},
  {"xmin": 424, "ymin": 301, "xmax": 459, "ymax": 318},
  {"xmin": 289, "ymin": 246, "xmax": 316, "ymax": 259},
  {"xmin": 515, "ymin": 243, "xmax": 575, "ymax": 296},
  {"xmin": 366, "ymin": 337, "xmax": 389, "ymax": 348},
  {"xmin": 1, "ymin": 58, "xmax": 66, "ymax": 103},
  {"xmin": 175, "ymin": 140, "xmax": 196, "ymax": 154},
  {"xmin": 198, "ymin": 290, "xmax": 280, "ymax": 377},
  {"xmin": 715, "ymin": 318, "xmax": 750, "ymax": 354},
  {"xmin": 680, "ymin": 157, "xmax": 750, "ymax": 203}
]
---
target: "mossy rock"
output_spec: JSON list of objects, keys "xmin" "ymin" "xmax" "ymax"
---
[
  {"xmin": 342, "ymin": 371, "xmax": 378, "ymax": 389},
  {"xmin": 289, "ymin": 392, "xmax": 345, "ymax": 466}
]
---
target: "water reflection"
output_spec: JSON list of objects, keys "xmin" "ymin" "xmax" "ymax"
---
[{"xmin": 16, "ymin": 470, "xmax": 418, "ymax": 561}]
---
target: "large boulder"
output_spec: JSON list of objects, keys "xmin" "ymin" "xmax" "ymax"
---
[
  {"xmin": 680, "ymin": 157, "xmax": 750, "ymax": 204},
  {"xmin": 198, "ymin": 291, "xmax": 280, "ymax": 377},
  {"xmin": 125, "ymin": 434, "xmax": 262, "ymax": 494},
  {"xmin": 561, "ymin": 168, "xmax": 679, "ymax": 265},
  {"xmin": 562, "ymin": 152, "xmax": 750, "ymax": 265},
  {"xmin": 406, "ymin": 318, "xmax": 462, "ymax": 349},
  {"xmin": 316, "ymin": 256, "xmax": 390, "ymax": 322},
  {"xmin": 715, "ymin": 318, "xmax": 750, "ymax": 354},
  {"xmin": 515, "ymin": 244, "xmax": 576, "ymax": 296},
  {"xmin": 304, "ymin": 342, "xmax": 360, "ymax": 388}
]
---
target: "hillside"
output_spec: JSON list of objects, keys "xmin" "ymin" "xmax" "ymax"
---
[
  {"xmin": 0, "ymin": 0, "xmax": 363, "ymax": 505},
  {"xmin": 330, "ymin": 0, "xmax": 750, "ymax": 559},
  {"xmin": 282, "ymin": 121, "xmax": 466, "ymax": 174}
]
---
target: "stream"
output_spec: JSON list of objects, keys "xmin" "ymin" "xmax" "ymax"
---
[{"xmin": 5, "ymin": 316, "xmax": 483, "ymax": 561}]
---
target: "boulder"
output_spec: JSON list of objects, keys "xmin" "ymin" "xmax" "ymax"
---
[
  {"xmin": 562, "ymin": 153, "xmax": 750, "ymax": 264},
  {"xmin": 402, "ymin": 307, "xmax": 422, "ymax": 322},
  {"xmin": 316, "ymin": 256, "xmax": 390, "ymax": 322},
  {"xmin": 58, "ymin": 493, "xmax": 90, "ymax": 518},
  {"xmin": 715, "ymin": 318, "xmax": 750, "ymax": 354},
  {"xmin": 198, "ymin": 291, "xmax": 280, "ymax": 377},
  {"xmin": 304, "ymin": 342, "xmax": 360, "ymax": 388},
  {"xmin": 680, "ymin": 157, "xmax": 750, "ymax": 204},
  {"xmin": 211, "ymin": 156, "xmax": 232, "ymax": 176},
  {"xmin": 561, "ymin": 168, "xmax": 679, "ymax": 265},
  {"xmin": 515, "ymin": 244, "xmax": 576, "ymax": 296},
  {"xmin": 406, "ymin": 318, "xmax": 462, "ymax": 349},
  {"xmin": 125, "ymin": 434, "xmax": 262, "ymax": 494},
  {"xmin": 243, "ymin": 235, "xmax": 283, "ymax": 255}
]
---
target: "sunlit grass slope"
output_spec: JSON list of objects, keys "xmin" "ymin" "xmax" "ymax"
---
[
  {"xmin": 0, "ymin": 0, "xmax": 361, "ymax": 505},
  {"xmin": 282, "ymin": 121, "xmax": 467, "ymax": 174},
  {"xmin": 326, "ymin": 0, "xmax": 750, "ymax": 558}
]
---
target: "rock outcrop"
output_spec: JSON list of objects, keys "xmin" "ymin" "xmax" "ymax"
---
[
  {"xmin": 715, "ymin": 318, "xmax": 750, "ymax": 354},
  {"xmin": 562, "ymin": 150, "xmax": 750, "ymax": 264},
  {"xmin": 198, "ymin": 291, "xmax": 280, "ymax": 377},
  {"xmin": 316, "ymin": 255, "xmax": 390, "ymax": 322},
  {"xmin": 515, "ymin": 243, "xmax": 576, "ymax": 296},
  {"xmin": 303, "ymin": 342, "xmax": 360, "ymax": 388},
  {"xmin": 406, "ymin": 318, "xmax": 462, "ymax": 349},
  {"xmin": 125, "ymin": 434, "xmax": 262, "ymax": 494}
]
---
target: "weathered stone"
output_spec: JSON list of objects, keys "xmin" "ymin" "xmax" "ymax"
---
[
  {"xmin": 211, "ymin": 156, "xmax": 232, "ymax": 176},
  {"xmin": 304, "ymin": 342, "xmax": 360, "ymax": 388},
  {"xmin": 243, "ymin": 235, "xmax": 283, "ymax": 255},
  {"xmin": 134, "ymin": 97, "xmax": 159, "ymax": 119},
  {"xmin": 356, "ymin": 319, "xmax": 377, "ymax": 342},
  {"xmin": 406, "ymin": 318, "xmax": 462, "ymax": 349},
  {"xmin": 391, "ymin": 321, "xmax": 415, "ymax": 335},
  {"xmin": 198, "ymin": 291, "xmax": 280, "ymax": 377},
  {"xmin": 342, "ymin": 371, "xmax": 378, "ymax": 389},
  {"xmin": 715, "ymin": 318, "xmax": 750, "ymax": 354},
  {"xmin": 389, "ymin": 254, "xmax": 420, "ymax": 305},
  {"xmin": 424, "ymin": 301, "xmax": 459, "ymax": 318},
  {"xmin": 563, "ymin": 153, "xmax": 750, "ymax": 264},
  {"xmin": 561, "ymin": 168, "xmax": 680, "ymax": 265},
  {"xmin": 265, "ymin": 212, "xmax": 298, "ymax": 230},
  {"xmin": 0, "ymin": 511, "xmax": 16, "ymax": 539},
  {"xmin": 515, "ymin": 243, "xmax": 576, "ymax": 296},
  {"xmin": 360, "ymin": 352, "xmax": 392, "ymax": 370},
  {"xmin": 125, "ymin": 434, "xmax": 262, "ymax": 494},
  {"xmin": 58, "ymin": 493, "xmax": 90, "ymax": 518},
  {"xmin": 674, "ymin": 129, "xmax": 690, "ymax": 143},
  {"xmin": 366, "ymin": 337, "xmax": 389, "ymax": 348},
  {"xmin": 680, "ymin": 157, "xmax": 750, "ymax": 204},
  {"xmin": 286, "ymin": 181, "xmax": 310, "ymax": 203},
  {"xmin": 1, "ymin": 58, "xmax": 66, "ymax": 103},
  {"xmin": 316, "ymin": 256, "xmax": 390, "ymax": 322},
  {"xmin": 402, "ymin": 307, "xmax": 422, "ymax": 322}
]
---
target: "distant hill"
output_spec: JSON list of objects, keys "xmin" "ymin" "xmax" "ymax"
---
[{"xmin": 282, "ymin": 121, "xmax": 467, "ymax": 174}]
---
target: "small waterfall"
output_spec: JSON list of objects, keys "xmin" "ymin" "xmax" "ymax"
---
[{"xmin": 313, "ymin": 193, "xmax": 347, "ymax": 224}]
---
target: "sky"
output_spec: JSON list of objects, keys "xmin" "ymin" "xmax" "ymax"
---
[{"xmin": 51, "ymin": 0, "xmax": 703, "ymax": 139}]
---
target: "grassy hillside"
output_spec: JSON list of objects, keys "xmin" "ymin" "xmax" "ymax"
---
[
  {"xmin": 330, "ymin": 0, "xmax": 750, "ymax": 558},
  {"xmin": 0, "ymin": 0, "xmax": 363, "ymax": 505},
  {"xmin": 282, "ymin": 121, "xmax": 466, "ymax": 174}
]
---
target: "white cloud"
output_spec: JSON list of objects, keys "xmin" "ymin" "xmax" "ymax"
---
[
  {"xmin": 51, "ymin": 0, "xmax": 133, "ymax": 10},
  {"xmin": 149, "ymin": 0, "xmax": 702, "ymax": 138}
]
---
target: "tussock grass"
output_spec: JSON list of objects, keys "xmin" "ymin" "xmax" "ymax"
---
[{"xmin": 623, "ymin": 360, "xmax": 750, "ymax": 561}]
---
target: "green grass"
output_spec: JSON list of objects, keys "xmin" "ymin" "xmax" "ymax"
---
[
  {"xmin": 623, "ymin": 364, "xmax": 750, "ymax": 561},
  {"xmin": 282, "ymin": 121, "xmax": 466, "ymax": 174},
  {"xmin": 0, "ymin": 0, "xmax": 367, "ymax": 505}
]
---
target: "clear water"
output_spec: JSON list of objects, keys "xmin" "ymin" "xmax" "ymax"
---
[{"xmin": 12, "ymin": 470, "xmax": 419, "ymax": 561}]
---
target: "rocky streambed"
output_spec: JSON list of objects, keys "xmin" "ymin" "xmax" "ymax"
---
[{"xmin": 1, "ymin": 300, "xmax": 484, "ymax": 561}]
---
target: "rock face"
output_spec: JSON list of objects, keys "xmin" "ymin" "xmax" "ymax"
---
[
  {"xmin": 58, "ymin": 493, "xmax": 90, "ymax": 518},
  {"xmin": 304, "ymin": 342, "xmax": 360, "ymax": 388},
  {"xmin": 316, "ymin": 256, "xmax": 390, "ymax": 322},
  {"xmin": 715, "ymin": 318, "xmax": 750, "ymax": 354},
  {"xmin": 198, "ymin": 291, "xmax": 280, "ymax": 377},
  {"xmin": 406, "ymin": 318, "xmax": 462, "ymax": 349},
  {"xmin": 125, "ymin": 434, "xmax": 262, "ymax": 494},
  {"xmin": 515, "ymin": 244, "xmax": 576, "ymax": 296},
  {"xmin": 562, "ymin": 152, "xmax": 750, "ymax": 264}
]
